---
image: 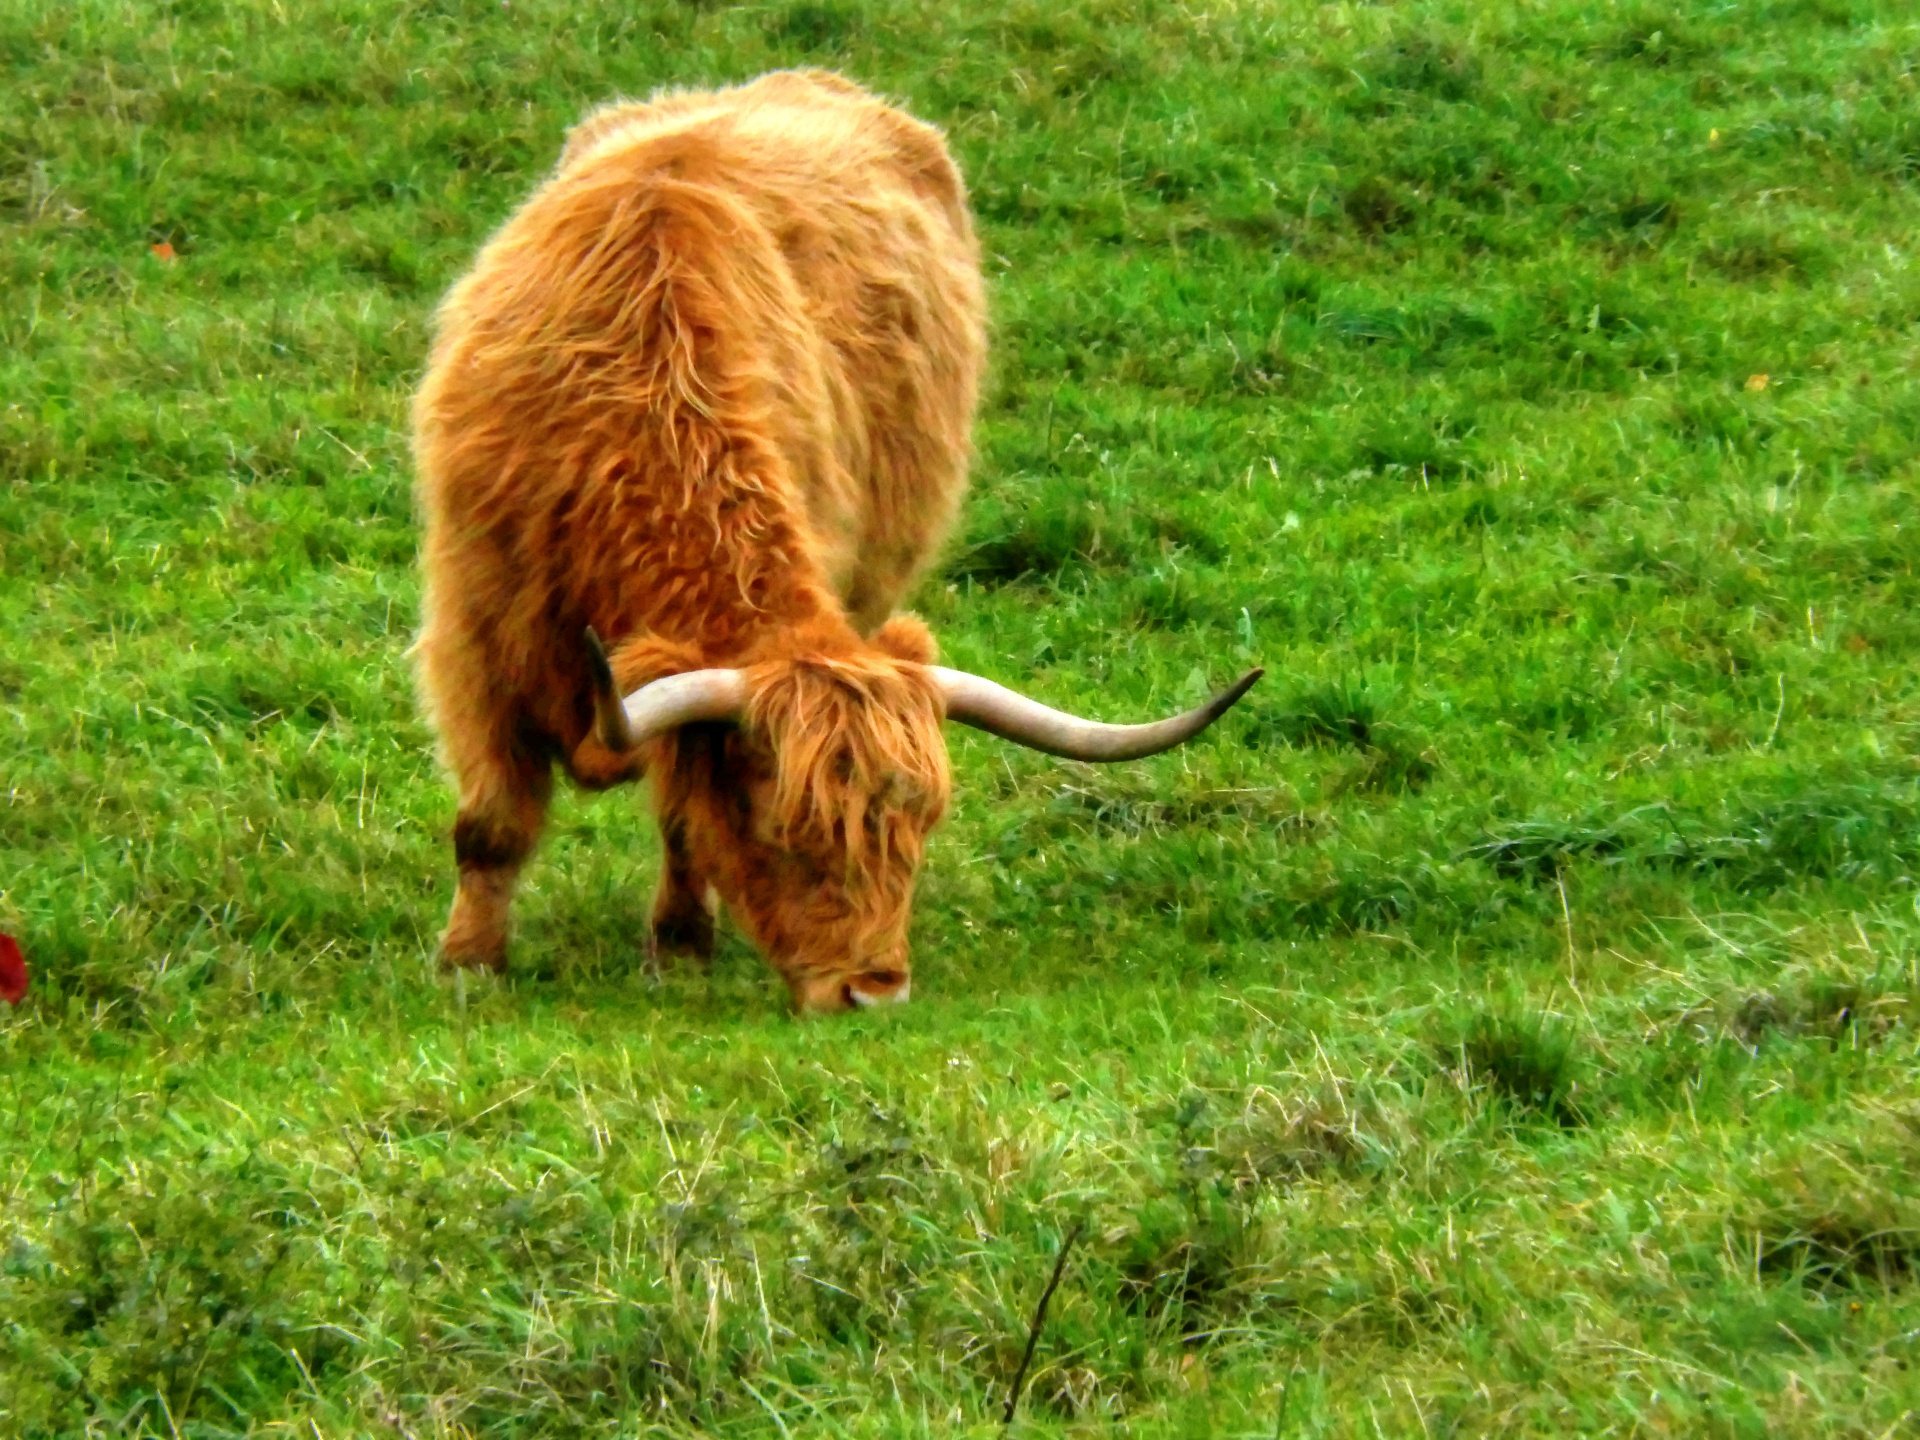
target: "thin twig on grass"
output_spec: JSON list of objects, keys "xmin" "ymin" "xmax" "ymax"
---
[{"xmin": 1002, "ymin": 1219, "xmax": 1084, "ymax": 1425}]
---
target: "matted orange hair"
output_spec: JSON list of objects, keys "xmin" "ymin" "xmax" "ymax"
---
[{"xmin": 413, "ymin": 72, "xmax": 984, "ymax": 1008}]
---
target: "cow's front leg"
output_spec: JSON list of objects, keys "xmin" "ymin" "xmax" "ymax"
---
[
  {"xmin": 649, "ymin": 820, "xmax": 716, "ymax": 964},
  {"xmin": 442, "ymin": 751, "xmax": 552, "ymax": 973}
]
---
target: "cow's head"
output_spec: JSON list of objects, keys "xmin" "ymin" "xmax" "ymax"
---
[{"xmin": 586, "ymin": 619, "xmax": 1260, "ymax": 1013}]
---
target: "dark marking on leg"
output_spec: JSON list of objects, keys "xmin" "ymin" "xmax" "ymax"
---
[
  {"xmin": 454, "ymin": 813, "xmax": 528, "ymax": 871},
  {"xmin": 441, "ymin": 747, "xmax": 552, "ymax": 973}
]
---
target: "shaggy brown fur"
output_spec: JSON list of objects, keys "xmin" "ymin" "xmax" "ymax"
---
[{"xmin": 412, "ymin": 71, "xmax": 984, "ymax": 1010}]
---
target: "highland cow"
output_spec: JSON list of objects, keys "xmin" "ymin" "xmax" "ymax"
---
[{"xmin": 412, "ymin": 71, "xmax": 1259, "ymax": 1012}]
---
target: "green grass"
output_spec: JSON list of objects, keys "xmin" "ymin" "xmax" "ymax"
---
[{"xmin": 4, "ymin": 0, "xmax": 1920, "ymax": 1433}]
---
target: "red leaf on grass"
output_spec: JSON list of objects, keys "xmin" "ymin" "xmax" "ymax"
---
[
  {"xmin": 0, "ymin": 934, "xmax": 26, "ymax": 1006},
  {"xmin": 150, "ymin": 241, "xmax": 177, "ymax": 262}
]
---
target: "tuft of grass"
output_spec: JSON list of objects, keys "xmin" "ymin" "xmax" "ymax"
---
[
  {"xmin": 1472, "ymin": 785, "xmax": 1920, "ymax": 890},
  {"xmin": 1740, "ymin": 1140, "xmax": 1920, "ymax": 1293},
  {"xmin": 1452, "ymin": 1008, "xmax": 1589, "ymax": 1128}
]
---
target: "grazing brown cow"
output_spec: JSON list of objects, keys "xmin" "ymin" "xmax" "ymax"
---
[{"xmin": 413, "ymin": 71, "xmax": 1259, "ymax": 1012}]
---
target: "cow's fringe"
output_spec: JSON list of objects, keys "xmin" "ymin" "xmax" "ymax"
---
[{"xmin": 745, "ymin": 651, "xmax": 949, "ymax": 905}]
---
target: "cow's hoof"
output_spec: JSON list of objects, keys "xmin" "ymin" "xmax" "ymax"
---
[
  {"xmin": 438, "ymin": 937, "xmax": 508, "ymax": 975},
  {"xmin": 648, "ymin": 915, "xmax": 715, "ymax": 965}
]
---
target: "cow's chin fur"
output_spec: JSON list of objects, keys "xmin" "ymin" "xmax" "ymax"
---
[{"xmin": 647, "ymin": 618, "xmax": 950, "ymax": 1012}]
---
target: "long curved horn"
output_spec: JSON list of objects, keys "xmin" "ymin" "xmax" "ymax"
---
[
  {"xmin": 585, "ymin": 627, "xmax": 746, "ymax": 752},
  {"xmin": 933, "ymin": 666, "xmax": 1263, "ymax": 762}
]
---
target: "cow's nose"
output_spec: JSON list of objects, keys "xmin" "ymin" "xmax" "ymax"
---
[
  {"xmin": 792, "ymin": 967, "xmax": 910, "ymax": 1013},
  {"xmin": 846, "ymin": 972, "xmax": 911, "ymax": 1008}
]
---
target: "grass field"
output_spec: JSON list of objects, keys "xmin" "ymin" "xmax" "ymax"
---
[{"xmin": 5, "ymin": 0, "xmax": 1920, "ymax": 1434}]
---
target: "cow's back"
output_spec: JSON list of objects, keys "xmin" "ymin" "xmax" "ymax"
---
[{"xmin": 557, "ymin": 72, "xmax": 987, "ymax": 628}]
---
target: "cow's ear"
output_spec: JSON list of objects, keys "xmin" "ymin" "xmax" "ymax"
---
[{"xmin": 872, "ymin": 614, "xmax": 938, "ymax": 666}]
